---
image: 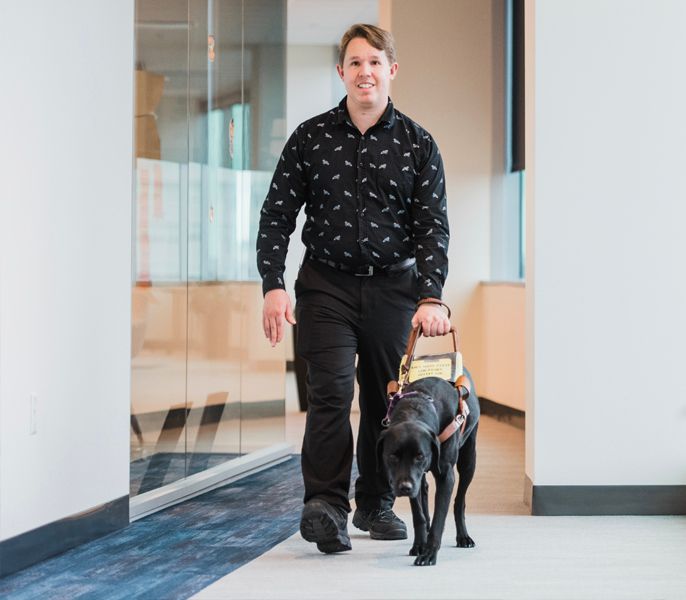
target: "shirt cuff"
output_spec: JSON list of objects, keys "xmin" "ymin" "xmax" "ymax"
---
[
  {"xmin": 418, "ymin": 283, "xmax": 443, "ymax": 301},
  {"xmin": 262, "ymin": 272, "xmax": 286, "ymax": 296}
]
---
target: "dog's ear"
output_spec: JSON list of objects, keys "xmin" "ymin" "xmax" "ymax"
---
[
  {"xmin": 376, "ymin": 429, "xmax": 388, "ymax": 472},
  {"xmin": 430, "ymin": 432, "xmax": 442, "ymax": 475}
]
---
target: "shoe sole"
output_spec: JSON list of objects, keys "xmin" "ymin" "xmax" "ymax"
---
[
  {"xmin": 369, "ymin": 528, "xmax": 407, "ymax": 541},
  {"xmin": 300, "ymin": 504, "xmax": 351, "ymax": 554}
]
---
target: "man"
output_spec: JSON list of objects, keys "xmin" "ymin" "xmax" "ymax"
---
[{"xmin": 257, "ymin": 24, "xmax": 451, "ymax": 554}]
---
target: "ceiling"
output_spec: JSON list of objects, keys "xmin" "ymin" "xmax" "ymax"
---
[{"xmin": 287, "ymin": 0, "xmax": 378, "ymax": 45}]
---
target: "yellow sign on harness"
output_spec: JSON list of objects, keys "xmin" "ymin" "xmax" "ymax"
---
[{"xmin": 400, "ymin": 351, "xmax": 463, "ymax": 384}]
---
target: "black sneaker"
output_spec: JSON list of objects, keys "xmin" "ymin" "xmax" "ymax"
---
[
  {"xmin": 352, "ymin": 507, "xmax": 407, "ymax": 540},
  {"xmin": 300, "ymin": 499, "xmax": 352, "ymax": 554}
]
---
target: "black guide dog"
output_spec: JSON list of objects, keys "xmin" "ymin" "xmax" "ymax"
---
[{"xmin": 377, "ymin": 374, "xmax": 479, "ymax": 566}]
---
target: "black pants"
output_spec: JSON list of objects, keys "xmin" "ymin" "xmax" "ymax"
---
[{"xmin": 294, "ymin": 259, "xmax": 417, "ymax": 513}]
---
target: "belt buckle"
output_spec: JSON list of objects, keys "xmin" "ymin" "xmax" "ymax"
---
[{"xmin": 355, "ymin": 265, "xmax": 374, "ymax": 277}]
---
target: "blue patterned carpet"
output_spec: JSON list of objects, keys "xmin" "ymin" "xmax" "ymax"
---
[{"xmin": 0, "ymin": 456, "xmax": 357, "ymax": 600}]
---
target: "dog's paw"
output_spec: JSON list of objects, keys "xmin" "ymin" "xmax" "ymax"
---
[
  {"xmin": 455, "ymin": 535, "xmax": 475, "ymax": 548},
  {"xmin": 413, "ymin": 547, "xmax": 438, "ymax": 566},
  {"xmin": 409, "ymin": 543, "xmax": 423, "ymax": 556}
]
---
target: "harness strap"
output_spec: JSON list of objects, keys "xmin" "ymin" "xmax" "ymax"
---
[
  {"xmin": 438, "ymin": 397, "xmax": 470, "ymax": 443},
  {"xmin": 437, "ymin": 376, "xmax": 471, "ymax": 443}
]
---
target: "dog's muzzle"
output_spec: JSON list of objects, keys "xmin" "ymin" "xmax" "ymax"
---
[{"xmin": 395, "ymin": 480, "xmax": 415, "ymax": 497}]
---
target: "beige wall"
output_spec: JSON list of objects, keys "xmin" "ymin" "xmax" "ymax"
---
[
  {"xmin": 389, "ymin": 0, "xmax": 501, "ymax": 391},
  {"xmin": 479, "ymin": 283, "xmax": 525, "ymax": 410}
]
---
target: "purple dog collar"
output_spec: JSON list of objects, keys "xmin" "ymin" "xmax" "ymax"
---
[{"xmin": 381, "ymin": 391, "xmax": 421, "ymax": 427}]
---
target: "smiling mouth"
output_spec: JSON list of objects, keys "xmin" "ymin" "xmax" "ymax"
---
[{"xmin": 357, "ymin": 82, "xmax": 374, "ymax": 89}]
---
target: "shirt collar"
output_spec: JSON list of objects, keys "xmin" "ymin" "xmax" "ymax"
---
[{"xmin": 334, "ymin": 96, "xmax": 396, "ymax": 129}]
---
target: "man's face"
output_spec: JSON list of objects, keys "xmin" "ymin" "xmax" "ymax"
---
[{"xmin": 337, "ymin": 37, "xmax": 398, "ymax": 112}]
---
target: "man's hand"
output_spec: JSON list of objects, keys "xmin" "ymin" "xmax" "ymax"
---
[
  {"xmin": 262, "ymin": 289, "xmax": 296, "ymax": 347},
  {"xmin": 411, "ymin": 301, "xmax": 451, "ymax": 337}
]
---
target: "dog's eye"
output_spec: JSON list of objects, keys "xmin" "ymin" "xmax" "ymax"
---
[
  {"xmin": 415, "ymin": 453, "xmax": 424, "ymax": 462},
  {"xmin": 388, "ymin": 454, "xmax": 399, "ymax": 464}
]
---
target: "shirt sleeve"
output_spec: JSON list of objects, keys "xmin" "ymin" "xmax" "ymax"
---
[
  {"xmin": 256, "ymin": 128, "xmax": 308, "ymax": 296},
  {"xmin": 411, "ymin": 135, "xmax": 449, "ymax": 300}
]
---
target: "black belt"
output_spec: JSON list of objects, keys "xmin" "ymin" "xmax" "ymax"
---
[{"xmin": 307, "ymin": 253, "xmax": 416, "ymax": 277}]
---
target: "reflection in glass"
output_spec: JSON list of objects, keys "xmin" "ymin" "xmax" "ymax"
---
[
  {"xmin": 131, "ymin": 0, "xmax": 190, "ymax": 496},
  {"xmin": 131, "ymin": 0, "xmax": 286, "ymax": 498}
]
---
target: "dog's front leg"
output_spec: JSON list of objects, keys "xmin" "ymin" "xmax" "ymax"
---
[
  {"xmin": 454, "ymin": 427, "xmax": 477, "ymax": 548},
  {"xmin": 419, "ymin": 474, "xmax": 430, "ymax": 531},
  {"xmin": 408, "ymin": 492, "xmax": 427, "ymax": 556},
  {"xmin": 414, "ymin": 468, "xmax": 455, "ymax": 566}
]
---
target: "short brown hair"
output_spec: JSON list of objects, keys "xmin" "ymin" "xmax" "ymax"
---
[{"xmin": 338, "ymin": 24, "xmax": 397, "ymax": 66}]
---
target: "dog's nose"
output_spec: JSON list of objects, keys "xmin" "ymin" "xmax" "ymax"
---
[{"xmin": 398, "ymin": 481, "xmax": 413, "ymax": 495}]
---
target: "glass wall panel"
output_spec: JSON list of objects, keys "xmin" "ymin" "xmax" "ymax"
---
[
  {"xmin": 131, "ymin": 0, "xmax": 191, "ymax": 496},
  {"xmin": 131, "ymin": 0, "xmax": 286, "ymax": 499},
  {"xmin": 185, "ymin": 0, "xmax": 243, "ymax": 470}
]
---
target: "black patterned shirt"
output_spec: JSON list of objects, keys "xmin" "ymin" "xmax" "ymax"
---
[{"xmin": 257, "ymin": 97, "xmax": 449, "ymax": 300}]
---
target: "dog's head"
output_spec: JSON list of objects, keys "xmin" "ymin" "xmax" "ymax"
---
[{"xmin": 377, "ymin": 421, "xmax": 440, "ymax": 498}]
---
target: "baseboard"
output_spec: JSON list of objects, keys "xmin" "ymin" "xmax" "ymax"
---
[
  {"xmin": 478, "ymin": 396, "xmax": 525, "ymax": 430},
  {"xmin": 526, "ymin": 478, "xmax": 686, "ymax": 515},
  {"xmin": 286, "ymin": 360, "xmax": 295, "ymax": 372},
  {"xmin": 0, "ymin": 496, "xmax": 129, "ymax": 577}
]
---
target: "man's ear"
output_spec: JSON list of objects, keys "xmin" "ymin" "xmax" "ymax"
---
[
  {"xmin": 389, "ymin": 62, "xmax": 398, "ymax": 80},
  {"xmin": 376, "ymin": 429, "xmax": 388, "ymax": 473},
  {"xmin": 336, "ymin": 64, "xmax": 344, "ymax": 81}
]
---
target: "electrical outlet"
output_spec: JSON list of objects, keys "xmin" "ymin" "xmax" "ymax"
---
[{"xmin": 29, "ymin": 394, "xmax": 38, "ymax": 435}]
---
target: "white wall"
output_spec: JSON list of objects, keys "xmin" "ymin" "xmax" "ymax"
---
[
  {"xmin": 389, "ymin": 0, "xmax": 495, "ymax": 380},
  {"xmin": 529, "ymin": 0, "xmax": 686, "ymax": 485},
  {"xmin": 0, "ymin": 1, "xmax": 134, "ymax": 539}
]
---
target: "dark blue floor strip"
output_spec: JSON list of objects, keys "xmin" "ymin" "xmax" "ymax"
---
[{"xmin": 0, "ymin": 456, "xmax": 350, "ymax": 600}]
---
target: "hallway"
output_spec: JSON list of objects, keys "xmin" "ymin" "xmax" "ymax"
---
[{"xmin": 4, "ymin": 382, "xmax": 684, "ymax": 599}]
